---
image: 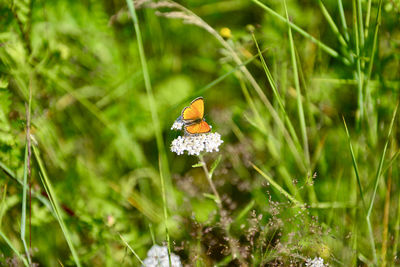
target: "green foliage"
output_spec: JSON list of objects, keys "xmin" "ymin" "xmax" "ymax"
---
[{"xmin": 0, "ymin": 0, "xmax": 400, "ymax": 266}]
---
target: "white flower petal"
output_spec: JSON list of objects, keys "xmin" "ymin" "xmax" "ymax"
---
[
  {"xmin": 171, "ymin": 120, "xmax": 184, "ymax": 130},
  {"xmin": 142, "ymin": 245, "xmax": 182, "ymax": 267},
  {"xmin": 170, "ymin": 132, "xmax": 223, "ymax": 156},
  {"xmin": 305, "ymin": 257, "xmax": 327, "ymax": 267}
]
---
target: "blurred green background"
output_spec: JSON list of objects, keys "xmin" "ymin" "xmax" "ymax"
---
[{"xmin": 1, "ymin": 0, "xmax": 400, "ymax": 266}]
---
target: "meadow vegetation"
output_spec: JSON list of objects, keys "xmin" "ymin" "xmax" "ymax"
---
[{"xmin": 1, "ymin": 0, "xmax": 400, "ymax": 266}]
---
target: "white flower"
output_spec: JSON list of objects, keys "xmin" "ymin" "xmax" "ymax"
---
[
  {"xmin": 305, "ymin": 257, "xmax": 327, "ymax": 267},
  {"xmin": 171, "ymin": 133, "xmax": 223, "ymax": 156},
  {"xmin": 142, "ymin": 245, "xmax": 182, "ymax": 267},
  {"xmin": 171, "ymin": 119, "xmax": 184, "ymax": 130}
]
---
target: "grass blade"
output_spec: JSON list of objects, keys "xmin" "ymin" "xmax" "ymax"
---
[
  {"xmin": 381, "ymin": 153, "xmax": 392, "ymax": 267},
  {"xmin": 365, "ymin": 0, "xmax": 383, "ymax": 87},
  {"xmin": 318, "ymin": 0, "xmax": 348, "ymax": 48},
  {"xmin": 337, "ymin": 0, "xmax": 350, "ymax": 41},
  {"xmin": 367, "ymin": 104, "xmax": 398, "ymax": 214},
  {"xmin": 353, "ymin": 0, "xmax": 364, "ymax": 128},
  {"xmin": 0, "ymin": 229, "xmax": 29, "ymax": 266},
  {"xmin": 366, "ymin": 103, "xmax": 398, "ymax": 264},
  {"xmin": 365, "ymin": 0, "xmax": 373, "ymax": 38},
  {"xmin": 158, "ymin": 155, "xmax": 172, "ymax": 266},
  {"xmin": 251, "ymin": 34, "xmax": 302, "ymax": 155},
  {"xmin": 0, "ymin": 161, "xmax": 53, "ymax": 213},
  {"xmin": 342, "ymin": 117, "xmax": 366, "ymax": 210},
  {"xmin": 252, "ymin": 163, "xmax": 301, "ymax": 206},
  {"xmin": 126, "ymin": 0, "xmax": 174, "ymax": 207},
  {"xmin": 32, "ymin": 145, "xmax": 82, "ymax": 267},
  {"xmin": 20, "ymin": 144, "xmax": 31, "ymax": 265},
  {"xmin": 393, "ymin": 185, "xmax": 400, "ymax": 263},
  {"xmin": 251, "ymin": 0, "xmax": 348, "ymax": 63},
  {"xmin": 119, "ymin": 234, "xmax": 144, "ymax": 265},
  {"xmin": 282, "ymin": 0, "xmax": 310, "ymax": 168},
  {"xmin": 356, "ymin": 0, "xmax": 365, "ymax": 47}
]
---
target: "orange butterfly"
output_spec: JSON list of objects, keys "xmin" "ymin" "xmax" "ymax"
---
[{"xmin": 181, "ymin": 97, "xmax": 211, "ymax": 135}]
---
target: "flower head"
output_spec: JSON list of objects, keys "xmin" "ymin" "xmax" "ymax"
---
[
  {"xmin": 171, "ymin": 117, "xmax": 184, "ymax": 130},
  {"xmin": 171, "ymin": 133, "xmax": 223, "ymax": 156},
  {"xmin": 142, "ymin": 245, "xmax": 182, "ymax": 267},
  {"xmin": 305, "ymin": 257, "xmax": 327, "ymax": 267}
]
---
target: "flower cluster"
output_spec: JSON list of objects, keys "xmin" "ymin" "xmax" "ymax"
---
[
  {"xmin": 170, "ymin": 117, "xmax": 184, "ymax": 130},
  {"xmin": 305, "ymin": 257, "xmax": 327, "ymax": 267},
  {"xmin": 142, "ymin": 245, "xmax": 182, "ymax": 267},
  {"xmin": 171, "ymin": 133, "xmax": 223, "ymax": 155}
]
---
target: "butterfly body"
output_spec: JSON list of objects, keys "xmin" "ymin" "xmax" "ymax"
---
[{"xmin": 181, "ymin": 97, "xmax": 211, "ymax": 135}]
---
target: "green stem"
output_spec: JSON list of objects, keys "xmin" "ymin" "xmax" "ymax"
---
[
  {"xmin": 119, "ymin": 234, "xmax": 144, "ymax": 265},
  {"xmin": 197, "ymin": 155, "xmax": 244, "ymax": 263},
  {"xmin": 338, "ymin": 0, "xmax": 350, "ymax": 41},
  {"xmin": 20, "ymin": 144, "xmax": 32, "ymax": 266},
  {"xmin": 0, "ymin": 229, "xmax": 29, "ymax": 267},
  {"xmin": 366, "ymin": 103, "xmax": 398, "ymax": 264},
  {"xmin": 158, "ymin": 156, "xmax": 172, "ymax": 266},
  {"xmin": 252, "ymin": 163, "xmax": 301, "ymax": 207},
  {"xmin": 126, "ymin": 0, "xmax": 174, "ymax": 207},
  {"xmin": 251, "ymin": 0, "xmax": 348, "ymax": 63},
  {"xmin": 318, "ymin": 0, "xmax": 348, "ymax": 48},
  {"xmin": 32, "ymin": 146, "xmax": 82, "ymax": 267},
  {"xmin": 353, "ymin": 0, "xmax": 364, "ymax": 129},
  {"xmin": 283, "ymin": 0, "xmax": 310, "ymax": 169},
  {"xmin": 198, "ymin": 155, "xmax": 221, "ymax": 207}
]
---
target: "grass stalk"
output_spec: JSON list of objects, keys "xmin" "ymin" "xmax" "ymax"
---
[
  {"xmin": 252, "ymin": 163, "xmax": 301, "ymax": 207},
  {"xmin": 283, "ymin": 0, "xmax": 315, "ymax": 202},
  {"xmin": 353, "ymin": 0, "xmax": 364, "ymax": 129},
  {"xmin": 251, "ymin": 0, "xmax": 345, "ymax": 62},
  {"xmin": 367, "ymin": 103, "xmax": 398, "ymax": 215},
  {"xmin": 337, "ymin": 0, "xmax": 350, "ymax": 41},
  {"xmin": 21, "ymin": 73, "xmax": 33, "ymax": 265},
  {"xmin": 0, "ymin": 185, "xmax": 7, "ymax": 228},
  {"xmin": 282, "ymin": 0, "xmax": 310, "ymax": 168},
  {"xmin": 32, "ymin": 145, "xmax": 82, "ymax": 267},
  {"xmin": 237, "ymin": 75, "xmax": 268, "ymax": 135},
  {"xmin": 251, "ymin": 35, "xmax": 307, "ymax": 172},
  {"xmin": 342, "ymin": 117, "xmax": 366, "ymax": 210},
  {"xmin": 393, "ymin": 183, "xmax": 400, "ymax": 263},
  {"xmin": 158, "ymin": 156, "xmax": 172, "ymax": 266},
  {"xmin": 197, "ymin": 155, "xmax": 244, "ymax": 264},
  {"xmin": 365, "ymin": 0, "xmax": 383, "ymax": 87},
  {"xmin": 126, "ymin": 0, "xmax": 173, "ymax": 206},
  {"xmin": 295, "ymin": 49, "xmax": 316, "ymax": 130},
  {"xmin": 0, "ymin": 161, "xmax": 53, "ymax": 212},
  {"xmin": 0, "ymin": 229, "xmax": 29, "ymax": 267},
  {"xmin": 365, "ymin": 0, "xmax": 372, "ymax": 38},
  {"xmin": 318, "ymin": 0, "xmax": 348, "ymax": 48},
  {"xmin": 20, "ymin": 144, "xmax": 32, "ymax": 266},
  {"xmin": 357, "ymin": 0, "xmax": 365, "ymax": 48},
  {"xmin": 381, "ymin": 157, "xmax": 392, "ymax": 267},
  {"xmin": 119, "ymin": 234, "xmax": 144, "ymax": 265},
  {"xmin": 252, "ymin": 34, "xmax": 302, "ymax": 155},
  {"xmin": 366, "ymin": 103, "xmax": 398, "ymax": 264}
]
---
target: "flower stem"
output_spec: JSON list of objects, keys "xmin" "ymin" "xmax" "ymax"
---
[
  {"xmin": 198, "ymin": 155, "xmax": 221, "ymax": 208},
  {"xmin": 197, "ymin": 155, "xmax": 244, "ymax": 264}
]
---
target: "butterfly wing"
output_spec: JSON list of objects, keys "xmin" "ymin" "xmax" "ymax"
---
[
  {"xmin": 185, "ymin": 120, "xmax": 211, "ymax": 134},
  {"xmin": 182, "ymin": 97, "xmax": 204, "ymax": 122}
]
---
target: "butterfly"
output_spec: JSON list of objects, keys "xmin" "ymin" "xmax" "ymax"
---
[{"xmin": 181, "ymin": 97, "xmax": 211, "ymax": 135}]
